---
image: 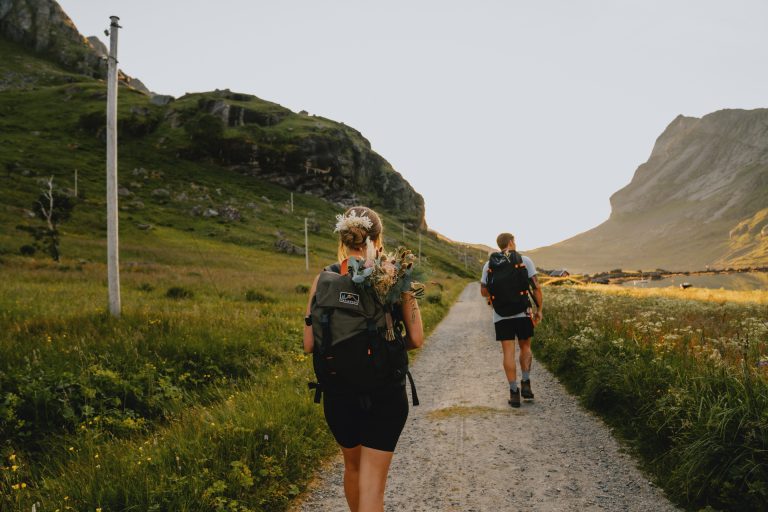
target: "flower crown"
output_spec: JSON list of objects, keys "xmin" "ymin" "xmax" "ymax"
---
[{"xmin": 334, "ymin": 210, "xmax": 373, "ymax": 233}]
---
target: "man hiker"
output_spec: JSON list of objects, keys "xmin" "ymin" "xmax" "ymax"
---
[{"xmin": 480, "ymin": 233, "xmax": 543, "ymax": 408}]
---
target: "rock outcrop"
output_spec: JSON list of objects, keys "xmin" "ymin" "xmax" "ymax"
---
[
  {"xmin": 183, "ymin": 90, "xmax": 426, "ymax": 228},
  {"xmin": 0, "ymin": 0, "xmax": 105, "ymax": 76},
  {"xmin": 0, "ymin": 0, "xmax": 150, "ymax": 92},
  {"xmin": 529, "ymin": 109, "xmax": 768, "ymax": 272}
]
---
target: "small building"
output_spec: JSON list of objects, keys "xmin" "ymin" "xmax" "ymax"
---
[{"xmin": 549, "ymin": 269, "xmax": 570, "ymax": 277}]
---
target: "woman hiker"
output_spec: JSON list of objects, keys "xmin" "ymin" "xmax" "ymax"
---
[{"xmin": 303, "ymin": 206, "xmax": 424, "ymax": 512}]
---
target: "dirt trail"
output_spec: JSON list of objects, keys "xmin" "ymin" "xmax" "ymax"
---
[{"xmin": 294, "ymin": 283, "xmax": 680, "ymax": 511}]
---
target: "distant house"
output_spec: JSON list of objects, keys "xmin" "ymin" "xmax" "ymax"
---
[{"xmin": 549, "ymin": 269, "xmax": 570, "ymax": 277}]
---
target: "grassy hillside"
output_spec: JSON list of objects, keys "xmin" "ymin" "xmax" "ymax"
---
[{"xmin": 0, "ymin": 36, "xmax": 487, "ymax": 510}]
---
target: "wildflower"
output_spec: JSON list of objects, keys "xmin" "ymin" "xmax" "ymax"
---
[
  {"xmin": 68, "ymin": 447, "xmax": 75, "ymax": 452},
  {"xmin": 8, "ymin": 454, "xmax": 16, "ymax": 462},
  {"xmin": 11, "ymin": 465, "xmax": 18, "ymax": 471},
  {"xmin": 334, "ymin": 210, "xmax": 372, "ymax": 233}
]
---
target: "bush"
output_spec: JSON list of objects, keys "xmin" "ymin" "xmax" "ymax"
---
[
  {"xmin": 166, "ymin": 286, "xmax": 194, "ymax": 299},
  {"xmin": 245, "ymin": 290, "xmax": 275, "ymax": 303},
  {"xmin": 294, "ymin": 284, "xmax": 310, "ymax": 294},
  {"xmin": 138, "ymin": 283, "xmax": 155, "ymax": 292},
  {"xmin": 19, "ymin": 245, "xmax": 36, "ymax": 256},
  {"xmin": 426, "ymin": 292, "xmax": 443, "ymax": 305}
]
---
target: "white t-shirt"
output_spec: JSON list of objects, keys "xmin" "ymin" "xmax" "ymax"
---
[{"xmin": 481, "ymin": 254, "xmax": 537, "ymax": 323}]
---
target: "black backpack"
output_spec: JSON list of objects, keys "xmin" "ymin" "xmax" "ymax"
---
[
  {"xmin": 485, "ymin": 251, "xmax": 532, "ymax": 317},
  {"xmin": 308, "ymin": 261, "xmax": 419, "ymax": 406}
]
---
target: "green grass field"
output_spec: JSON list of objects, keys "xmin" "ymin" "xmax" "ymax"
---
[{"xmin": 0, "ymin": 225, "xmax": 470, "ymax": 511}]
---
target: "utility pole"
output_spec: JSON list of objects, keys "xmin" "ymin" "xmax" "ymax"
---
[
  {"xmin": 290, "ymin": 192, "xmax": 294, "ymax": 213},
  {"xmin": 304, "ymin": 217, "xmax": 309, "ymax": 271},
  {"xmin": 74, "ymin": 168, "xmax": 78, "ymax": 198},
  {"xmin": 106, "ymin": 15, "xmax": 121, "ymax": 317}
]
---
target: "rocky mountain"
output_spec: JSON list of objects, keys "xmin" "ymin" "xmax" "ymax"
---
[
  {"xmin": 0, "ymin": 0, "xmax": 426, "ymax": 228},
  {"xmin": 0, "ymin": 0, "xmax": 104, "ymax": 76},
  {"xmin": 529, "ymin": 109, "xmax": 768, "ymax": 273}
]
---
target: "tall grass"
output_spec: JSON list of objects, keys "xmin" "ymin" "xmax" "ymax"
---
[
  {"xmin": 535, "ymin": 286, "xmax": 768, "ymax": 511},
  {"xmin": 0, "ymin": 238, "xmax": 467, "ymax": 511}
]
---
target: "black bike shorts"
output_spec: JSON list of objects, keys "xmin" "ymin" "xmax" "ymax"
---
[
  {"xmin": 323, "ymin": 386, "xmax": 408, "ymax": 452},
  {"xmin": 494, "ymin": 317, "xmax": 534, "ymax": 341}
]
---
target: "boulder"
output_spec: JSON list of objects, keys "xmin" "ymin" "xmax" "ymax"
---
[{"xmin": 220, "ymin": 206, "xmax": 241, "ymax": 222}]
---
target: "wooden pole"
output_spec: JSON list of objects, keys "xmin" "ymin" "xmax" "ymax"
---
[
  {"xmin": 74, "ymin": 168, "xmax": 78, "ymax": 198},
  {"xmin": 290, "ymin": 192, "xmax": 294, "ymax": 213},
  {"xmin": 106, "ymin": 15, "xmax": 121, "ymax": 317},
  {"xmin": 304, "ymin": 217, "xmax": 309, "ymax": 271}
]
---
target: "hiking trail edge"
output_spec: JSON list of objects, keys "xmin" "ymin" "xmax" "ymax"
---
[{"xmin": 292, "ymin": 282, "xmax": 680, "ymax": 512}]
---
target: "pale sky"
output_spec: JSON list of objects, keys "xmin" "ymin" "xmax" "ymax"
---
[{"xmin": 59, "ymin": 1, "xmax": 768, "ymax": 250}]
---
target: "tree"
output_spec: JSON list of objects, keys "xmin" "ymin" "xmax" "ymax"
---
[{"xmin": 16, "ymin": 177, "xmax": 75, "ymax": 261}]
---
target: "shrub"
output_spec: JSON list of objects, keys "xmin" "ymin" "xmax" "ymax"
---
[
  {"xmin": 426, "ymin": 292, "xmax": 443, "ymax": 305},
  {"xmin": 294, "ymin": 284, "xmax": 310, "ymax": 294},
  {"xmin": 166, "ymin": 286, "xmax": 194, "ymax": 299},
  {"xmin": 19, "ymin": 245, "xmax": 36, "ymax": 256},
  {"xmin": 245, "ymin": 290, "xmax": 275, "ymax": 303}
]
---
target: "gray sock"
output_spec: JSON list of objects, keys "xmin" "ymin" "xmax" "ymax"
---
[
  {"xmin": 509, "ymin": 381, "xmax": 518, "ymax": 392},
  {"xmin": 522, "ymin": 371, "xmax": 530, "ymax": 382}
]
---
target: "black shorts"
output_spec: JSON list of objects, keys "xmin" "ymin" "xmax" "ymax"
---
[
  {"xmin": 323, "ymin": 386, "xmax": 408, "ymax": 452},
  {"xmin": 494, "ymin": 317, "xmax": 534, "ymax": 341}
]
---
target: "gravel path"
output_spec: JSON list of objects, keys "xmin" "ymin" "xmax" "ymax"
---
[{"xmin": 293, "ymin": 283, "xmax": 680, "ymax": 512}]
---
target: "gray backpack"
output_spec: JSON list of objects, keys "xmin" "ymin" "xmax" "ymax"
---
[{"xmin": 308, "ymin": 261, "xmax": 418, "ymax": 406}]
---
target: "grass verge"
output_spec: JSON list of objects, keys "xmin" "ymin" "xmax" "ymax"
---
[{"xmin": 534, "ymin": 286, "xmax": 768, "ymax": 511}]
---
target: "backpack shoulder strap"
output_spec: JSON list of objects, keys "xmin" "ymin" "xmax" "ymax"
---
[{"xmin": 324, "ymin": 262, "xmax": 343, "ymax": 274}]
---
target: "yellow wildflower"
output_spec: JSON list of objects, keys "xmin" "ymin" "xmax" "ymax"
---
[
  {"xmin": 8, "ymin": 454, "xmax": 16, "ymax": 462},
  {"xmin": 11, "ymin": 465, "xmax": 18, "ymax": 471}
]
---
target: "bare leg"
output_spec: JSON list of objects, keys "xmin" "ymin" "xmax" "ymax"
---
[
  {"xmin": 358, "ymin": 446, "xmax": 395, "ymax": 512},
  {"xmin": 341, "ymin": 445, "xmax": 362, "ymax": 512},
  {"xmin": 500, "ymin": 340, "xmax": 517, "ymax": 383},
  {"xmin": 518, "ymin": 338, "xmax": 532, "ymax": 374}
]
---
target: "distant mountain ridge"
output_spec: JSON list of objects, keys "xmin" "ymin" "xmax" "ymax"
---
[{"xmin": 529, "ymin": 109, "xmax": 768, "ymax": 273}]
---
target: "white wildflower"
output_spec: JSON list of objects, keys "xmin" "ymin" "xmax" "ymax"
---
[{"xmin": 334, "ymin": 210, "xmax": 373, "ymax": 233}]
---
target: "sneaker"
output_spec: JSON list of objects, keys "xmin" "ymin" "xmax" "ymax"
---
[
  {"xmin": 521, "ymin": 379, "xmax": 534, "ymax": 400},
  {"xmin": 508, "ymin": 387, "xmax": 521, "ymax": 408}
]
